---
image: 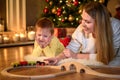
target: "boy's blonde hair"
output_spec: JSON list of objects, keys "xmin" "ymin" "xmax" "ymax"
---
[{"xmin": 35, "ymin": 17, "xmax": 54, "ymax": 35}]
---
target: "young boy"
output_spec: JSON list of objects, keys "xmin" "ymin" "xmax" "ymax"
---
[{"xmin": 24, "ymin": 17, "xmax": 65, "ymax": 61}]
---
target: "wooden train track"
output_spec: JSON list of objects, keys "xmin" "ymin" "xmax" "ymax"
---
[{"xmin": 1, "ymin": 61, "xmax": 120, "ymax": 80}]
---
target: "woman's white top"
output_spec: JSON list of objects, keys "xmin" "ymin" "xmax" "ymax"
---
[
  {"xmin": 66, "ymin": 25, "xmax": 96, "ymax": 54},
  {"xmin": 66, "ymin": 17, "xmax": 120, "ymax": 62}
]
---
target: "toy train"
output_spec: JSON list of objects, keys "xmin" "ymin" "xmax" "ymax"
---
[{"xmin": 11, "ymin": 61, "xmax": 46, "ymax": 67}]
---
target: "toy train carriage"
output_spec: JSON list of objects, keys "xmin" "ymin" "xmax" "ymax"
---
[{"xmin": 11, "ymin": 61, "xmax": 46, "ymax": 67}]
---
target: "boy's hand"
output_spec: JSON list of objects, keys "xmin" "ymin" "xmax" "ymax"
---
[{"xmin": 44, "ymin": 57, "xmax": 58, "ymax": 65}]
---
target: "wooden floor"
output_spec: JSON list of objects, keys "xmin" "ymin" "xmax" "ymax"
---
[
  {"xmin": 0, "ymin": 45, "xmax": 120, "ymax": 80},
  {"xmin": 0, "ymin": 45, "xmax": 34, "ymax": 80}
]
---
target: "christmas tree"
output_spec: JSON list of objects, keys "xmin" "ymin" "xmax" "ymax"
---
[{"xmin": 42, "ymin": 0, "xmax": 106, "ymax": 28}]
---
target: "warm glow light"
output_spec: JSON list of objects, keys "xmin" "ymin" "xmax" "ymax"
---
[
  {"xmin": 0, "ymin": 35, "xmax": 2, "ymax": 43},
  {"xmin": 19, "ymin": 47, "xmax": 24, "ymax": 61},
  {"xmin": 13, "ymin": 33, "xmax": 20, "ymax": 42},
  {"xmin": 14, "ymin": 49, "xmax": 19, "ymax": 60},
  {"xmin": 3, "ymin": 36, "xmax": 10, "ymax": 43},
  {"xmin": 20, "ymin": 33, "xmax": 25, "ymax": 37},
  {"xmin": 0, "ymin": 24, "xmax": 4, "ymax": 32},
  {"xmin": 28, "ymin": 31, "xmax": 35, "ymax": 40},
  {"xmin": 99, "ymin": 0, "xmax": 104, "ymax": 3},
  {"xmin": 3, "ymin": 49, "xmax": 8, "ymax": 65},
  {"xmin": 20, "ymin": 33, "xmax": 26, "ymax": 41}
]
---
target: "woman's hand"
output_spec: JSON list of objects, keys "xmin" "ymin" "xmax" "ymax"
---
[{"xmin": 63, "ymin": 48, "xmax": 77, "ymax": 58}]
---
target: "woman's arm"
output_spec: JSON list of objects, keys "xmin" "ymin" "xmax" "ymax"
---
[
  {"xmin": 63, "ymin": 48, "xmax": 90, "ymax": 59},
  {"xmin": 76, "ymin": 53, "xmax": 89, "ymax": 59},
  {"xmin": 63, "ymin": 48, "xmax": 97, "ymax": 60}
]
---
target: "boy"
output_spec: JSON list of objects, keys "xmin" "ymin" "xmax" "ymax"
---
[{"xmin": 24, "ymin": 17, "xmax": 64, "ymax": 61}]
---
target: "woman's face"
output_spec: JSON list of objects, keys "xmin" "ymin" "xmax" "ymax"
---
[
  {"xmin": 35, "ymin": 27, "xmax": 53, "ymax": 48},
  {"xmin": 81, "ymin": 10, "xmax": 95, "ymax": 34}
]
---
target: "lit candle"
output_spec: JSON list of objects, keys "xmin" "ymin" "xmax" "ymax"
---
[
  {"xmin": 20, "ymin": 33, "xmax": 26, "ymax": 41},
  {"xmin": 27, "ymin": 31, "xmax": 35, "ymax": 40},
  {"xmin": 13, "ymin": 33, "xmax": 20, "ymax": 42},
  {"xmin": 3, "ymin": 35, "xmax": 10, "ymax": 43},
  {"xmin": 0, "ymin": 24, "xmax": 4, "ymax": 32},
  {"xmin": 0, "ymin": 34, "xmax": 3, "ymax": 43}
]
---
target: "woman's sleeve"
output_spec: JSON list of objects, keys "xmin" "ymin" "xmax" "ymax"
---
[
  {"xmin": 66, "ymin": 25, "xmax": 83, "ymax": 53},
  {"xmin": 111, "ymin": 18, "xmax": 120, "ymax": 49},
  {"xmin": 108, "ymin": 18, "xmax": 120, "ymax": 66}
]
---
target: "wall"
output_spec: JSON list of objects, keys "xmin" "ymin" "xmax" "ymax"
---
[
  {"xmin": 107, "ymin": 0, "xmax": 120, "ymax": 16},
  {"xmin": 6, "ymin": 0, "xmax": 26, "ymax": 32},
  {"xmin": 0, "ymin": 0, "xmax": 7, "ymax": 31},
  {"xmin": 0, "ymin": 0, "xmax": 46, "ymax": 31},
  {"xmin": 26, "ymin": 0, "xmax": 46, "ymax": 26}
]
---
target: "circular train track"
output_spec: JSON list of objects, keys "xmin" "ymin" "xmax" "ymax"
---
[{"xmin": 1, "ymin": 61, "xmax": 120, "ymax": 80}]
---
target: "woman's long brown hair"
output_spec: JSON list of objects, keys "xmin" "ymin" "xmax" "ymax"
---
[{"xmin": 83, "ymin": 2, "xmax": 114, "ymax": 64}]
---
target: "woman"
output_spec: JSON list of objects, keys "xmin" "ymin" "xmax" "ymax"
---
[{"xmin": 45, "ymin": 2, "xmax": 117, "ymax": 65}]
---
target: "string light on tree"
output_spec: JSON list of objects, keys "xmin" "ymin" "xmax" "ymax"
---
[
  {"xmin": 59, "ymin": 0, "xmax": 63, "ymax": 4},
  {"xmin": 53, "ymin": 18, "xmax": 56, "ymax": 22},
  {"xmin": 99, "ymin": 0, "xmax": 105, "ymax": 3},
  {"xmin": 49, "ymin": 1, "xmax": 53, "ymax": 6}
]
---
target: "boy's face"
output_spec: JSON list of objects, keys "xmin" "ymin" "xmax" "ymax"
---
[{"xmin": 35, "ymin": 27, "xmax": 53, "ymax": 48}]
